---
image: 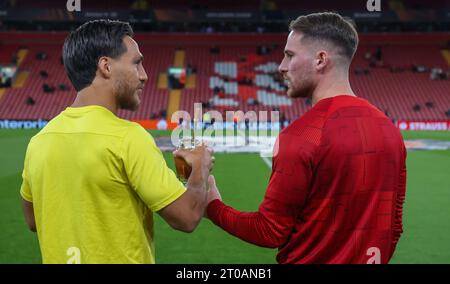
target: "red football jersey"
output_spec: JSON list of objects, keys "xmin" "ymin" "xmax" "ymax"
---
[{"xmin": 208, "ymin": 95, "xmax": 407, "ymax": 264}]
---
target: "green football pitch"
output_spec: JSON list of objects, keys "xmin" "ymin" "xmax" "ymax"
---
[{"xmin": 0, "ymin": 129, "xmax": 449, "ymax": 263}]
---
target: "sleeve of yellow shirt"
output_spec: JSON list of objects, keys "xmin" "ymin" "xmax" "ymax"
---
[
  {"xmin": 20, "ymin": 146, "xmax": 33, "ymax": 202},
  {"xmin": 122, "ymin": 124, "xmax": 186, "ymax": 212}
]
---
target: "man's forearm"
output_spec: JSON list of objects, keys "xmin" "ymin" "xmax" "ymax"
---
[
  {"xmin": 207, "ymin": 200, "xmax": 286, "ymax": 248},
  {"xmin": 185, "ymin": 165, "xmax": 209, "ymax": 224}
]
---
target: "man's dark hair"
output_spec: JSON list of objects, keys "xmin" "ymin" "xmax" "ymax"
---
[
  {"xmin": 62, "ymin": 19, "xmax": 134, "ymax": 91},
  {"xmin": 289, "ymin": 12, "xmax": 358, "ymax": 63}
]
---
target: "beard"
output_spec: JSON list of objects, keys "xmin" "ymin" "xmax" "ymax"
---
[
  {"xmin": 114, "ymin": 78, "xmax": 140, "ymax": 112},
  {"xmin": 286, "ymin": 74, "xmax": 315, "ymax": 100}
]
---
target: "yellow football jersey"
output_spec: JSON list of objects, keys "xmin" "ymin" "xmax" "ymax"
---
[{"xmin": 20, "ymin": 105, "xmax": 186, "ymax": 264}]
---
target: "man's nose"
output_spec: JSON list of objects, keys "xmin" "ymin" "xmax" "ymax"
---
[
  {"xmin": 140, "ymin": 68, "xmax": 148, "ymax": 83},
  {"xmin": 278, "ymin": 61, "xmax": 287, "ymax": 74}
]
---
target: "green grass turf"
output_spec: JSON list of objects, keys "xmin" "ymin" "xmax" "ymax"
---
[
  {"xmin": 0, "ymin": 129, "xmax": 41, "ymax": 263},
  {"xmin": 156, "ymin": 152, "xmax": 276, "ymax": 263},
  {"xmin": 390, "ymin": 149, "xmax": 450, "ymax": 263},
  {"xmin": 401, "ymin": 130, "xmax": 450, "ymax": 141},
  {"xmin": 0, "ymin": 129, "xmax": 449, "ymax": 263}
]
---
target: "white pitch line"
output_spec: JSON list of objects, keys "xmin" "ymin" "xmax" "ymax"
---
[{"xmin": 260, "ymin": 155, "xmax": 272, "ymax": 169}]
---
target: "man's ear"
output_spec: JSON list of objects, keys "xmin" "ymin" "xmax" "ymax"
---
[
  {"xmin": 98, "ymin": 56, "xmax": 112, "ymax": 79},
  {"xmin": 315, "ymin": 50, "xmax": 329, "ymax": 72}
]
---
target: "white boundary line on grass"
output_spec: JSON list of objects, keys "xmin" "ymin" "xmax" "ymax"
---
[{"xmin": 260, "ymin": 155, "xmax": 272, "ymax": 169}]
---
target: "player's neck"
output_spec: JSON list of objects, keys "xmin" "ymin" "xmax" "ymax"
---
[
  {"xmin": 311, "ymin": 73, "xmax": 355, "ymax": 106},
  {"xmin": 71, "ymin": 83, "xmax": 118, "ymax": 115}
]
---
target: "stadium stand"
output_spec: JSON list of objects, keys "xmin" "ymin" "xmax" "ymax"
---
[{"xmin": 0, "ymin": 33, "xmax": 449, "ymax": 123}]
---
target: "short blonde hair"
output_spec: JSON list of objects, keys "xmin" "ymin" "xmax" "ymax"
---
[{"xmin": 289, "ymin": 12, "xmax": 359, "ymax": 62}]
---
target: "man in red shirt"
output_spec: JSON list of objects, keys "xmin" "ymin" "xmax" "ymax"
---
[{"xmin": 206, "ymin": 12, "xmax": 407, "ymax": 264}]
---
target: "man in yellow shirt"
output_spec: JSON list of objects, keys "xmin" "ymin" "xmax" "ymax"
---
[{"xmin": 20, "ymin": 19, "xmax": 214, "ymax": 264}]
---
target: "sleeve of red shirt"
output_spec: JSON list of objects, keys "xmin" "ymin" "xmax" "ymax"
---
[
  {"xmin": 390, "ymin": 145, "xmax": 407, "ymax": 258},
  {"xmin": 207, "ymin": 133, "xmax": 313, "ymax": 248}
]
